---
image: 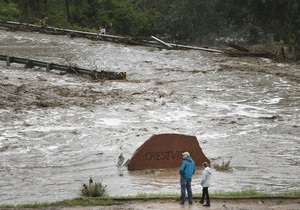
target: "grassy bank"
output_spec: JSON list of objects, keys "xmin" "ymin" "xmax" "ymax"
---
[
  {"xmin": 1, "ymin": 190, "xmax": 299, "ymax": 208},
  {"xmin": 0, "ymin": 197, "xmax": 117, "ymax": 209}
]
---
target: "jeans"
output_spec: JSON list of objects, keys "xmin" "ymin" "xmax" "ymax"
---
[{"xmin": 180, "ymin": 177, "xmax": 193, "ymax": 204}]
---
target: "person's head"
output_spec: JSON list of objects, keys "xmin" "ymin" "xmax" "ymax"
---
[
  {"xmin": 182, "ymin": 151, "xmax": 190, "ymax": 159},
  {"xmin": 202, "ymin": 162, "xmax": 209, "ymax": 168}
]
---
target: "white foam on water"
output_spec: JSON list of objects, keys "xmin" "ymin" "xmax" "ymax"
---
[{"xmin": 0, "ymin": 30, "xmax": 299, "ymax": 205}]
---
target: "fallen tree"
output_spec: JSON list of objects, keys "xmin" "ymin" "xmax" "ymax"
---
[{"xmin": 225, "ymin": 43, "xmax": 287, "ymax": 61}]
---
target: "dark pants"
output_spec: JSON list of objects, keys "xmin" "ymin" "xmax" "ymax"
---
[
  {"xmin": 180, "ymin": 177, "xmax": 193, "ymax": 204},
  {"xmin": 201, "ymin": 187, "xmax": 210, "ymax": 201}
]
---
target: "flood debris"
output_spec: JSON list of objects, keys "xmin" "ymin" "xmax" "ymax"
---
[
  {"xmin": 0, "ymin": 21, "xmax": 223, "ymax": 53},
  {"xmin": 225, "ymin": 43, "xmax": 285, "ymax": 61},
  {"xmin": 0, "ymin": 55, "xmax": 126, "ymax": 80},
  {"xmin": 151, "ymin": 36, "xmax": 173, "ymax": 48}
]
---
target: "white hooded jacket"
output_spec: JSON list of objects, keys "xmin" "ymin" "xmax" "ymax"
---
[{"xmin": 200, "ymin": 166, "xmax": 212, "ymax": 187}]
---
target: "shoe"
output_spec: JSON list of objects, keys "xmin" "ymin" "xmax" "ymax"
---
[
  {"xmin": 203, "ymin": 199, "xmax": 210, "ymax": 207},
  {"xmin": 189, "ymin": 202, "xmax": 193, "ymax": 205},
  {"xmin": 200, "ymin": 200, "xmax": 204, "ymax": 204},
  {"xmin": 179, "ymin": 201, "xmax": 184, "ymax": 205}
]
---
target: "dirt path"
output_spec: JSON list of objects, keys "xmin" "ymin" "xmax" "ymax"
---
[{"xmin": 4, "ymin": 198, "xmax": 300, "ymax": 210}]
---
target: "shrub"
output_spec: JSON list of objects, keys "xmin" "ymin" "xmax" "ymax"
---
[
  {"xmin": 80, "ymin": 177, "xmax": 107, "ymax": 197},
  {"xmin": 213, "ymin": 159, "xmax": 232, "ymax": 172}
]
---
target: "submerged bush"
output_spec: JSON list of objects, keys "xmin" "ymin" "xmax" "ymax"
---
[
  {"xmin": 80, "ymin": 177, "xmax": 107, "ymax": 197},
  {"xmin": 213, "ymin": 159, "xmax": 232, "ymax": 172}
]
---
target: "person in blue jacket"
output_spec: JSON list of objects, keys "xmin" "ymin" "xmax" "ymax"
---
[{"xmin": 179, "ymin": 151, "xmax": 196, "ymax": 205}]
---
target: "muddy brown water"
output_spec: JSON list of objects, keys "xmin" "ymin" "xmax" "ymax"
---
[{"xmin": 0, "ymin": 30, "xmax": 299, "ymax": 205}]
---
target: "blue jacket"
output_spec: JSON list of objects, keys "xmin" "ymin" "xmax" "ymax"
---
[{"xmin": 179, "ymin": 155, "xmax": 196, "ymax": 179}]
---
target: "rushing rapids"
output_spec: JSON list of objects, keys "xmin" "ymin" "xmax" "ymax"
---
[{"xmin": 0, "ymin": 30, "xmax": 299, "ymax": 205}]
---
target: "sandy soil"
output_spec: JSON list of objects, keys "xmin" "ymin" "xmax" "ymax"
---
[{"xmin": 3, "ymin": 198, "xmax": 300, "ymax": 210}]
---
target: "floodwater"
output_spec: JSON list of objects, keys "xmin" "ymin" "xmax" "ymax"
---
[{"xmin": 0, "ymin": 30, "xmax": 299, "ymax": 205}]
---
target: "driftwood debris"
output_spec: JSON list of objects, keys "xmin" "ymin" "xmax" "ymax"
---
[
  {"xmin": 169, "ymin": 43, "xmax": 223, "ymax": 53},
  {"xmin": 150, "ymin": 36, "xmax": 223, "ymax": 53},
  {"xmin": 151, "ymin": 36, "xmax": 173, "ymax": 48},
  {"xmin": 226, "ymin": 51, "xmax": 273, "ymax": 58},
  {"xmin": 225, "ymin": 43, "xmax": 277, "ymax": 59},
  {"xmin": 227, "ymin": 43, "xmax": 250, "ymax": 52}
]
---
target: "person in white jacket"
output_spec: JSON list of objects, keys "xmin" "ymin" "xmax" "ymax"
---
[{"xmin": 200, "ymin": 162, "xmax": 212, "ymax": 207}]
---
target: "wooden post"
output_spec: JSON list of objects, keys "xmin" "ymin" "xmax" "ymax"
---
[
  {"xmin": 6, "ymin": 56, "xmax": 10, "ymax": 66},
  {"xmin": 46, "ymin": 63, "xmax": 51, "ymax": 72}
]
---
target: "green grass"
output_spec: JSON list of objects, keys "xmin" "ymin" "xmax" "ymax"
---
[
  {"xmin": 1, "ymin": 190, "xmax": 299, "ymax": 208},
  {"xmin": 120, "ymin": 189, "xmax": 300, "ymax": 199},
  {"xmin": 0, "ymin": 197, "xmax": 117, "ymax": 209},
  {"xmin": 119, "ymin": 193, "xmax": 179, "ymax": 199},
  {"xmin": 275, "ymin": 191, "xmax": 300, "ymax": 197},
  {"xmin": 206, "ymin": 189, "xmax": 300, "ymax": 197},
  {"xmin": 211, "ymin": 188, "xmax": 266, "ymax": 197}
]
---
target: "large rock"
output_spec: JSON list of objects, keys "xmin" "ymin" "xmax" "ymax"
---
[{"xmin": 127, "ymin": 133, "xmax": 210, "ymax": 171}]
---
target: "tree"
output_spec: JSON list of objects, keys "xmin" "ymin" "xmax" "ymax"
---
[
  {"xmin": 3, "ymin": 0, "xmax": 300, "ymax": 53},
  {"xmin": 0, "ymin": 0, "xmax": 20, "ymax": 21}
]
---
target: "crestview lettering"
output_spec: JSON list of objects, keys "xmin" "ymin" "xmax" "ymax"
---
[{"xmin": 145, "ymin": 151, "xmax": 193, "ymax": 160}]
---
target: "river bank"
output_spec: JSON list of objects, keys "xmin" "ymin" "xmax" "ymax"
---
[{"xmin": 2, "ymin": 197, "xmax": 300, "ymax": 210}]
